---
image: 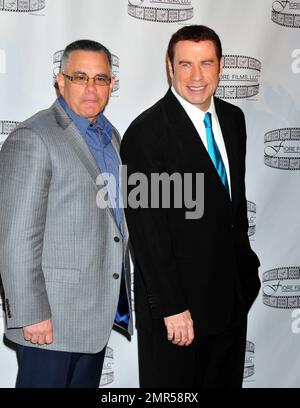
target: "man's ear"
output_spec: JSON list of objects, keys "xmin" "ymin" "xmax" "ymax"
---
[
  {"xmin": 56, "ymin": 73, "xmax": 65, "ymax": 96},
  {"xmin": 109, "ymin": 75, "xmax": 115, "ymax": 96},
  {"xmin": 219, "ymin": 56, "xmax": 224, "ymax": 79},
  {"xmin": 167, "ymin": 58, "xmax": 174, "ymax": 81}
]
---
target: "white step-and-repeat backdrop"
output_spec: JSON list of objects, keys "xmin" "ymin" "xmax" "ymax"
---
[{"xmin": 0, "ymin": 0, "xmax": 300, "ymax": 388}]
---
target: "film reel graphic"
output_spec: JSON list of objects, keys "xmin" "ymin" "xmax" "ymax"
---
[
  {"xmin": 272, "ymin": 1, "xmax": 300, "ymax": 28},
  {"xmin": 244, "ymin": 341, "xmax": 255, "ymax": 379},
  {"xmin": 0, "ymin": 120, "xmax": 20, "ymax": 151},
  {"xmin": 0, "ymin": 0, "xmax": 45, "ymax": 12},
  {"xmin": 263, "ymin": 267, "xmax": 300, "ymax": 309},
  {"xmin": 100, "ymin": 346, "xmax": 114, "ymax": 387},
  {"xmin": 0, "ymin": 120, "xmax": 20, "ymax": 150},
  {"xmin": 128, "ymin": 0, "xmax": 193, "ymax": 23},
  {"xmin": 0, "ymin": 120, "xmax": 19, "ymax": 135},
  {"xmin": 216, "ymin": 55, "xmax": 261, "ymax": 99},
  {"xmin": 264, "ymin": 128, "xmax": 300, "ymax": 170},
  {"xmin": 247, "ymin": 200, "xmax": 256, "ymax": 238}
]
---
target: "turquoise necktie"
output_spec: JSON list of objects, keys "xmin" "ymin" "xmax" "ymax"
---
[{"xmin": 203, "ymin": 112, "xmax": 230, "ymax": 194}]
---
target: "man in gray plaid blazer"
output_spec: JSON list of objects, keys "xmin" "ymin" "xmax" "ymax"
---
[{"xmin": 0, "ymin": 40, "xmax": 132, "ymax": 388}]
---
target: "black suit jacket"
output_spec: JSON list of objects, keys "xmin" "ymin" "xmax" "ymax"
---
[{"xmin": 121, "ymin": 89, "xmax": 260, "ymax": 336}]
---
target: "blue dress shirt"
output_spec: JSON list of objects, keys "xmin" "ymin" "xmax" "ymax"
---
[{"xmin": 59, "ymin": 96, "xmax": 129, "ymax": 330}]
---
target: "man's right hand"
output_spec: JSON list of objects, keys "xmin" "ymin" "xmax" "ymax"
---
[
  {"xmin": 23, "ymin": 318, "xmax": 53, "ymax": 345},
  {"xmin": 164, "ymin": 310, "xmax": 194, "ymax": 346}
]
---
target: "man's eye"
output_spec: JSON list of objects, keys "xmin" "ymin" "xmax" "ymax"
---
[
  {"xmin": 74, "ymin": 74, "xmax": 87, "ymax": 81},
  {"xmin": 95, "ymin": 76, "xmax": 107, "ymax": 83}
]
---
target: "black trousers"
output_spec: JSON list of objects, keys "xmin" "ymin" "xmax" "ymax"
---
[
  {"xmin": 16, "ymin": 344, "xmax": 106, "ymax": 388},
  {"xmin": 137, "ymin": 317, "xmax": 247, "ymax": 388}
]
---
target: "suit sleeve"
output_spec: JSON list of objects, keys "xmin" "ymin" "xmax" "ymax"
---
[
  {"xmin": 0, "ymin": 128, "xmax": 52, "ymax": 328},
  {"xmin": 121, "ymin": 123, "xmax": 188, "ymax": 320},
  {"xmin": 235, "ymin": 109, "xmax": 260, "ymax": 264},
  {"xmin": 234, "ymin": 109, "xmax": 260, "ymax": 309}
]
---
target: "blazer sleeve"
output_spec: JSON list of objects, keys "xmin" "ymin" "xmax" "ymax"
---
[
  {"xmin": 233, "ymin": 109, "xmax": 261, "ymax": 309},
  {"xmin": 0, "ymin": 127, "xmax": 52, "ymax": 328},
  {"xmin": 121, "ymin": 123, "xmax": 189, "ymax": 320},
  {"xmin": 235, "ymin": 109, "xmax": 260, "ymax": 267}
]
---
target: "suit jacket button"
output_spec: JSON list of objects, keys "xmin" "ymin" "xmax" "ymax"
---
[
  {"xmin": 113, "ymin": 273, "xmax": 119, "ymax": 279},
  {"xmin": 114, "ymin": 236, "xmax": 120, "ymax": 242}
]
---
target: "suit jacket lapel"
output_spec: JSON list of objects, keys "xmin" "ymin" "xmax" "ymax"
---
[
  {"xmin": 214, "ymin": 97, "xmax": 239, "ymax": 211},
  {"xmin": 51, "ymin": 100, "xmax": 118, "ymax": 227},
  {"xmin": 110, "ymin": 127, "xmax": 128, "ymax": 238}
]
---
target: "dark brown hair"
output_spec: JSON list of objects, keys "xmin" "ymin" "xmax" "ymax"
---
[{"xmin": 167, "ymin": 25, "xmax": 222, "ymax": 68}]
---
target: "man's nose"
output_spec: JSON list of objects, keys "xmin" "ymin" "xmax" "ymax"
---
[
  {"xmin": 85, "ymin": 77, "xmax": 97, "ymax": 90},
  {"xmin": 190, "ymin": 65, "xmax": 203, "ymax": 81}
]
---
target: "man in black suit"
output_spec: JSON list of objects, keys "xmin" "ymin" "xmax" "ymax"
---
[{"xmin": 121, "ymin": 25, "xmax": 260, "ymax": 388}]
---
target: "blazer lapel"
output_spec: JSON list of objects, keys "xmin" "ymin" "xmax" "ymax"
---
[
  {"xmin": 110, "ymin": 128, "xmax": 128, "ymax": 238},
  {"xmin": 214, "ymin": 97, "xmax": 239, "ymax": 211},
  {"xmin": 52, "ymin": 100, "xmax": 118, "ymax": 226}
]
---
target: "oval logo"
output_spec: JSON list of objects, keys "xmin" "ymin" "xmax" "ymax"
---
[
  {"xmin": 264, "ymin": 128, "xmax": 300, "ymax": 170},
  {"xmin": 272, "ymin": 1, "xmax": 300, "ymax": 28},
  {"xmin": 247, "ymin": 201, "xmax": 256, "ymax": 238},
  {"xmin": 128, "ymin": 0, "xmax": 194, "ymax": 23},
  {"xmin": 244, "ymin": 341, "xmax": 255, "ymax": 379},
  {"xmin": 100, "ymin": 346, "xmax": 114, "ymax": 387},
  {"xmin": 0, "ymin": 0, "xmax": 45, "ymax": 12},
  {"xmin": 263, "ymin": 267, "xmax": 300, "ymax": 309},
  {"xmin": 216, "ymin": 55, "xmax": 261, "ymax": 100}
]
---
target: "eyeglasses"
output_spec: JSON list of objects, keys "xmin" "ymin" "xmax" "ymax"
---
[{"xmin": 62, "ymin": 72, "xmax": 111, "ymax": 86}]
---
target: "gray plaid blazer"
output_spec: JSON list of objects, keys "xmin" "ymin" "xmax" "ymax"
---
[{"xmin": 0, "ymin": 100, "xmax": 133, "ymax": 353}]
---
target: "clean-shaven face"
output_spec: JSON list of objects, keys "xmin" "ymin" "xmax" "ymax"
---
[
  {"xmin": 56, "ymin": 50, "xmax": 114, "ymax": 122},
  {"xmin": 168, "ymin": 40, "xmax": 223, "ymax": 112}
]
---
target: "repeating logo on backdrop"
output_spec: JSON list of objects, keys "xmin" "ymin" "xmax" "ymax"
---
[
  {"xmin": 0, "ymin": 279, "xmax": 4, "ymax": 334},
  {"xmin": 247, "ymin": 201, "xmax": 256, "ymax": 239},
  {"xmin": 264, "ymin": 128, "xmax": 300, "ymax": 170},
  {"xmin": 0, "ymin": 120, "xmax": 19, "ymax": 150},
  {"xmin": 272, "ymin": 1, "xmax": 300, "ymax": 28},
  {"xmin": 0, "ymin": 0, "xmax": 45, "ymax": 12},
  {"xmin": 100, "ymin": 346, "xmax": 114, "ymax": 386},
  {"xmin": 263, "ymin": 267, "xmax": 300, "ymax": 309},
  {"xmin": 216, "ymin": 55, "xmax": 261, "ymax": 100},
  {"xmin": 243, "ymin": 341, "xmax": 255, "ymax": 380},
  {"xmin": 53, "ymin": 50, "xmax": 120, "ymax": 94},
  {"xmin": 128, "ymin": 0, "xmax": 193, "ymax": 23}
]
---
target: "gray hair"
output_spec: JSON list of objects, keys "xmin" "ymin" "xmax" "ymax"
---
[{"xmin": 60, "ymin": 39, "xmax": 112, "ymax": 72}]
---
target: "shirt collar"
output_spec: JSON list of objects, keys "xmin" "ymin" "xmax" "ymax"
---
[
  {"xmin": 171, "ymin": 86, "xmax": 216, "ymax": 119},
  {"xmin": 58, "ymin": 96, "xmax": 112, "ymax": 143}
]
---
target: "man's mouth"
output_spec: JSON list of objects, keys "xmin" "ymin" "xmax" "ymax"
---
[{"xmin": 187, "ymin": 85, "xmax": 206, "ymax": 92}]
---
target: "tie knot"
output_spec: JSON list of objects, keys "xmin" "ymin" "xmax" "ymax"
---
[{"xmin": 203, "ymin": 112, "xmax": 212, "ymax": 129}]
